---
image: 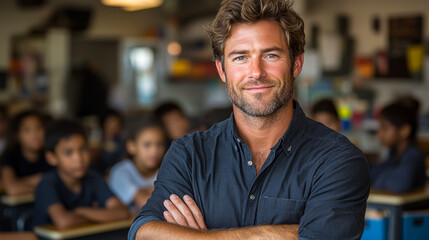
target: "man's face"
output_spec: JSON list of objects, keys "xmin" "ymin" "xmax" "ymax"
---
[
  {"xmin": 215, "ymin": 20, "xmax": 303, "ymax": 117},
  {"xmin": 47, "ymin": 134, "xmax": 90, "ymax": 180}
]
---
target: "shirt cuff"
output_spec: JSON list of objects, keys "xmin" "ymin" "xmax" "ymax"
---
[{"xmin": 127, "ymin": 216, "xmax": 163, "ymax": 240}]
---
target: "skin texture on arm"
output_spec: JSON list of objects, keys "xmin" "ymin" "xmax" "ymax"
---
[
  {"xmin": 136, "ymin": 194, "xmax": 298, "ymax": 240},
  {"xmin": 1, "ymin": 167, "xmax": 42, "ymax": 195},
  {"xmin": 74, "ymin": 197, "xmax": 130, "ymax": 223},
  {"xmin": 133, "ymin": 187, "xmax": 154, "ymax": 208},
  {"xmin": 136, "ymin": 222, "xmax": 298, "ymax": 240},
  {"xmin": 48, "ymin": 203, "xmax": 92, "ymax": 230}
]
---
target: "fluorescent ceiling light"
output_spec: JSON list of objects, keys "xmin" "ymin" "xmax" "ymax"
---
[{"xmin": 102, "ymin": 0, "xmax": 163, "ymax": 10}]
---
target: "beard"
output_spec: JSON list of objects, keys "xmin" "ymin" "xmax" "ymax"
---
[{"xmin": 225, "ymin": 75, "xmax": 293, "ymax": 117}]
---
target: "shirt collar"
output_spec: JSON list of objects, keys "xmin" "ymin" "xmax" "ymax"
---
[{"xmin": 227, "ymin": 100, "xmax": 307, "ymax": 156}]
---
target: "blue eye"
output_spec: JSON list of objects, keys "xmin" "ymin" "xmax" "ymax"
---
[
  {"xmin": 266, "ymin": 54, "xmax": 279, "ymax": 59},
  {"xmin": 234, "ymin": 56, "xmax": 245, "ymax": 61}
]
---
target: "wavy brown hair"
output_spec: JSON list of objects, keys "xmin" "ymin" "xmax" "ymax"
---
[{"xmin": 205, "ymin": 0, "xmax": 305, "ymax": 62}]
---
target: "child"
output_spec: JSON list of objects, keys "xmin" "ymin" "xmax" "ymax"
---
[
  {"xmin": 109, "ymin": 117, "xmax": 166, "ymax": 210},
  {"xmin": 154, "ymin": 102, "xmax": 190, "ymax": 141},
  {"xmin": 33, "ymin": 119, "xmax": 129, "ymax": 229},
  {"xmin": 311, "ymin": 98, "xmax": 341, "ymax": 132},
  {"xmin": 98, "ymin": 109, "xmax": 124, "ymax": 175},
  {"xmin": 371, "ymin": 102, "xmax": 426, "ymax": 193},
  {"xmin": 0, "ymin": 110, "xmax": 51, "ymax": 196}
]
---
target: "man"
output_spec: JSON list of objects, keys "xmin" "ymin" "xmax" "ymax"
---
[{"xmin": 129, "ymin": 0, "xmax": 369, "ymax": 239}]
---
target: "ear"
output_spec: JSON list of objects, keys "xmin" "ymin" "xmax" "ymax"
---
[
  {"xmin": 45, "ymin": 152, "xmax": 58, "ymax": 167},
  {"xmin": 126, "ymin": 140, "xmax": 136, "ymax": 155},
  {"xmin": 399, "ymin": 125, "xmax": 412, "ymax": 140},
  {"xmin": 215, "ymin": 59, "xmax": 226, "ymax": 83},
  {"xmin": 292, "ymin": 54, "xmax": 304, "ymax": 79}
]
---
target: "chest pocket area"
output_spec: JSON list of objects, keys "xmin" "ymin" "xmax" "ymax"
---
[{"xmin": 258, "ymin": 196, "xmax": 306, "ymax": 225}]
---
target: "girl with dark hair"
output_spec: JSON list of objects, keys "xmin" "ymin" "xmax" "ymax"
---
[{"xmin": 0, "ymin": 110, "xmax": 52, "ymax": 195}]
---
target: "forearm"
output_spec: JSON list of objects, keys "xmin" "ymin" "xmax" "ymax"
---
[
  {"xmin": 2, "ymin": 173, "xmax": 41, "ymax": 196},
  {"xmin": 3, "ymin": 180, "xmax": 35, "ymax": 196},
  {"xmin": 136, "ymin": 221, "xmax": 298, "ymax": 240},
  {"xmin": 51, "ymin": 211, "xmax": 91, "ymax": 230},
  {"xmin": 74, "ymin": 207, "xmax": 130, "ymax": 222}
]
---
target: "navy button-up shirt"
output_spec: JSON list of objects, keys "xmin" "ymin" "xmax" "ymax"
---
[{"xmin": 129, "ymin": 101, "xmax": 370, "ymax": 240}]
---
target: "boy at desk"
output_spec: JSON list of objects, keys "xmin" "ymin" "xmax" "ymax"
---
[
  {"xmin": 371, "ymin": 101, "xmax": 426, "ymax": 193},
  {"xmin": 33, "ymin": 119, "xmax": 129, "ymax": 229}
]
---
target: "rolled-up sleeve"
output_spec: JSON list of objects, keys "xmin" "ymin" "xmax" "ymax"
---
[
  {"xmin": 128, "ymin": 139, "xmax": 194, "ymax": 240},
  {"xmin": 298, "ymin": 147, "xmax": 370, "ymax": 240}
]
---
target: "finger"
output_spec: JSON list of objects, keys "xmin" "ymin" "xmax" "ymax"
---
[
  {"xmin": 183, "ymin": 195, "xmax": 207, "ymax": 230},
  {"xmin": 169, "ymin": 194, "xmax": 200, "ymax": 229},
  {"xmin": 163, "ymin": 199, "xmax": 188, "ymax": 226},
  {"xmin": 163, "ymin": 211, "xmax": 177, "ymax": 224}
]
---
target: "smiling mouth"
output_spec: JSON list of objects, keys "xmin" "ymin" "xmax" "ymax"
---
[{"xmin": 244, "ymin": 86, "xmax": 273, "ymax": 92}]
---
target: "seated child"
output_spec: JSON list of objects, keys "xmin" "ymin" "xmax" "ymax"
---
[
  {"xmin": 98, "ymin": 109, "xmax": 125, "ymax": 176},
  {"xmin": 33, "ymin": 119, "xmax": 129, "ymax": 229},
  {"xmin": 0, "ymin": 110, "xmax": 52, "ymax": 196},
  {"xmin": 109, "ymin": 117, "xmax": 166, "ymax": 210},
  {"xmin": 371, "ymin": 102, "xmax": 426, "ymax": 193},
  {"xmin": 311, "ymin": 98, "xmax": 341, "ymax": 132}
]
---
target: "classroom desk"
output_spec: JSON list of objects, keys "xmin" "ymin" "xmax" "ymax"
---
[
  {"xmin": 1, "ymin": 194, "xmax": 34, "ymax": 206},
  {"xmin": 367, "ymin": 184, "xmax": 429, "ymax": 240},
  {"xmin": 34, "ymin": 219, "xmax": 133, "ymax": 240}
]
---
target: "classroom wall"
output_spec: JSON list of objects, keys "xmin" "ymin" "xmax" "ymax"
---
[
  {"xmin": 0, "ymin": 0, "xmax": 165, "ymax": 69},
  {"xmin": 1, "ymin": 0, "xmax": 429, "ymax": 115},
  {"xmin": 303, "ymin": 0, "xmax": 429, "ymax": 112}
]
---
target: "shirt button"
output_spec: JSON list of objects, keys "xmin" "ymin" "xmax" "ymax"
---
[
  {"xmin": 234, "ymin": 145, "xmax": 238, "ymax": 151},
  {"xmin": 237, "ymin": 138, "xmax": 241, "ymax": 143},
  {"xmin": 247, "ymin": 161, "xmax": 253, "ymax": 166},
  {"xmin": 249, "ymin": 194, "xmax": 255, "ymax": 200}
]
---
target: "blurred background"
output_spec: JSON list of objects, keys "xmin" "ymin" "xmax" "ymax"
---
[{"xmin": 0, "ymin": 0, "xmax": 429, "ymax": 154}]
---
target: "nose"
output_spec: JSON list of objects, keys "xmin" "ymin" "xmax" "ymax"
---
[{"xmin": 248, "ymin": 57, "xmax": 266, "ymax": 80}]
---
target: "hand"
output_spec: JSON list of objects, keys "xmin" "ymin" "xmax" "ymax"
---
[{"xmin": 163, "ymin": 194, "xmax": 207, "ymax": 230}]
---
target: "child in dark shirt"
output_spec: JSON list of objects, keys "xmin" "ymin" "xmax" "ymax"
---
[
  {"xmin": 371, "ymin": 102, "xmax": 426, "ymax": 193},
  {"xmin": 33, "ymin": 119, "xmax": 129, "ymax": 229},
  {"xmin": 0, "ymin": 110, "xmax": 51, "ymax": 196}
]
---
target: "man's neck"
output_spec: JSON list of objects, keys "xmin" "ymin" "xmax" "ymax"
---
[{"xmin": 234, "ymin": 100, "xmax": 294, "ymax": 152}]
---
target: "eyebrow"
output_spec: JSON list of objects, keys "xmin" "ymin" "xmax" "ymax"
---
[{"xmin": 227, "ymin": 47, "xmax": 285, "ymax": 59}]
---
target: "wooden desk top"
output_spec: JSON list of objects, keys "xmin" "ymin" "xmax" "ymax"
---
[
  {"xmin": 34, "ymin": 219, "xmax": 133, "ymax": 240},
  {"xmin": 1, "ymin": 194, "xmax": 34, "ymax": 206},
  {"xmin": 368, "ymin": 183, "xmax": 429, "ymax": 206}
]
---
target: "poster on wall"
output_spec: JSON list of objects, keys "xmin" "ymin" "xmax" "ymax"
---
[{"xmin": 388, "ymin": 15, "xmax": 423, "ymax": 80}]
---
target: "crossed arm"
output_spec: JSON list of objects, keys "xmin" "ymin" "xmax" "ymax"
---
[
  {"xmin": 135, "ymin": 194, "xmax": 299, "ymax": 240},
  {"xmin": 1, "ymin": 167, "xmax": 42, "ymax": 196}
]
